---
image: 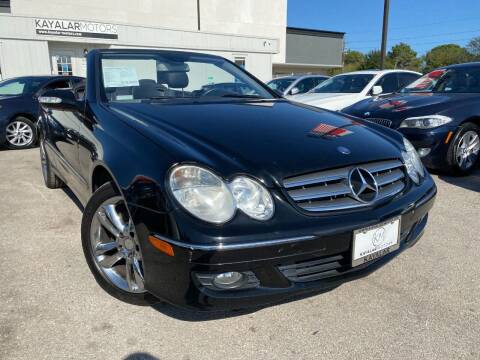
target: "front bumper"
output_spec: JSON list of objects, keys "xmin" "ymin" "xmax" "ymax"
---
[
  {"xmin": 399, "ymin": 126, "xmax": 456, "ymax": 170},
  {"xmin": 132, "ymin": 176, "xmax": 436, "ymax": 310}
]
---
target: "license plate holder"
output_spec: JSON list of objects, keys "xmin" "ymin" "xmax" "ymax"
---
[{"xmin": 352, "ymin": 217, "xmax": 401, "ymax": 267}]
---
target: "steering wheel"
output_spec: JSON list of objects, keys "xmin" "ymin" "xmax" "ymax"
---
[{"xmin": 201, "ymin": 87, "xmax": 231, "ymax": 97}]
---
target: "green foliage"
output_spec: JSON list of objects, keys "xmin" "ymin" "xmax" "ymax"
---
[
  {"xmin": 388, "ymin": 43, "xmax": 422, "ymax": 71},
  {"xmin": 424, "ymin": 44, "xmax": 472, "ymax": 72},
  {"xmin": 338, "ymin": 37, "xmax": 478, "ymax": 75},
  {"xmin": 466, "ymin": 37, "xmax": 480, "ymax": 59}
]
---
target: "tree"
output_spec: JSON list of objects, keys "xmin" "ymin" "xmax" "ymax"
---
[
  {"xmin": 466, "ymin": 37, "xmax": 480, "ymax": 59},
  {"xmin": 328, "ymin": 50, "xmax": 365, "ymax": 75},
  {"xmin": 360, "ymin": 50, "xmax": 392, "ymax": 70},
  {"xmin": 388, "ymin": 42, "xmax": 421, "ymax": 71},
  {"xmin": 424, "ymin": 44, "xmax": 472, "ymax": 72},
  {"xmin": 344, "ymin": 50, "xmax": 365, "ymax": 67}
]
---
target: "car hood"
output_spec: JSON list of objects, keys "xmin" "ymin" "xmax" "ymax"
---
[
  {"xmin": 291, "ymin": 93, "xmax": 363, "ymax": 110},
  {"xmin": 0, "ymin": 95, "xmax": 23, "ymax": 102},
  {"xmin": 108, "ymin": 100, "xmax": 403, "ymax": 187},
  {"xmin": 343, "ymin": 92, "xmax": 478, "ymax": 125}
]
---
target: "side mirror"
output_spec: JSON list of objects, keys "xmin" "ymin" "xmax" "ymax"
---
[
  {"xmin": 371, "ymin": 85, "xmax": 383, "ymax": 96},
  {"xmin": 290, "ymin": 87, "xmax": 300, "ymax": 95},
  {"xmin": 39, "ymin": 89, "xmax": 79, "ymax": 110}
]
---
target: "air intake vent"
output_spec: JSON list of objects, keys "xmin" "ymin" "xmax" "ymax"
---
[
  {"xmin": 279, "ymin": 254, "xmax": 349, "ymax": 282},
  {"xmin": 283, "ymin": 159, "xmax": 406, "ymax": 212},
  {"xmin": 366, "ymin": 118, "xmax": 394, "ymax": 128}
]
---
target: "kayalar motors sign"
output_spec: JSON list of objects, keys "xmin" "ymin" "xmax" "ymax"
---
[{"xmin": 35, "ymin": 18, "xmax": 118, "ymax": 39}]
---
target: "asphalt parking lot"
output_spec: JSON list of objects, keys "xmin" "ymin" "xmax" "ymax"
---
[{"xmin": 0, "ymin": 147, "xmax": 479, "ymax": 360}]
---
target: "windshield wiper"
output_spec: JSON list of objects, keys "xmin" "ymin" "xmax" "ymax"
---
[
  {"xmin": 219, "ymin": 94, "xmax": 263, "ymax": 99},
  {"xmin": 146, "ymin": 95, "xmax": 195, "ymax": 100}
]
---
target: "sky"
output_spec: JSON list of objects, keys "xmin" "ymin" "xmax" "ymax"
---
[{"xmin": 287, "ymin": 0, "xmax": 480, "ymax": 55}]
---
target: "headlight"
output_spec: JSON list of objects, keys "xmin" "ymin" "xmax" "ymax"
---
[
  {"xmin": 399, "ymin": 115, "xmax": 452, "ymax": 129},
  {"xmin": 169, "ymin": 165, "xmax": 236, "ymax": 224},
  {"xmin": 230, "ymin": 177, "xmax": 274, "ymax": 221},
  {"xmin": 401, "ymin": 138, "xmax": 425, "ymax": 184},
  {"xmin": 169, "ymin": 166, "xmax": 275, "ymax": 223}
]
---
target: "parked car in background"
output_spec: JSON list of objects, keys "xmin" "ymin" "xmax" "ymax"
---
[
  {"xmin": 267, "ymin": 74, "xmax": 329, "ymax": 97},
  {"xmin": 37, "ymin": 49, "xmax": 436, "ymax": 310},
  {"xmin": 343, "ymin": 63, "xmax": 480, "ymax": 175},
  {"xmin": 291, "ymin": 70, "xmax": 422, "ymax": 111},
  {"xmin": 0, "ymin": 75, "xmax": 84, "ymax": 149}
]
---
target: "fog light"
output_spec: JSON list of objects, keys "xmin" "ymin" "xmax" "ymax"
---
[
  {"xmin": 417, "ymin": 148, "xmax": 431, "ymax": 158},
  {"xmin": 213, "ymin": 272, "xmax": 245, "ymax": 289}
]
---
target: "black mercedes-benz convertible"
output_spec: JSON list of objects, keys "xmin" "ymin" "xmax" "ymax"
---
[{"xmin": 37, "ymin": 49, "xmax": 436, "ymax": 310}]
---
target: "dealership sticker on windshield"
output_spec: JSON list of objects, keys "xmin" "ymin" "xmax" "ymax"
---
[
  {"xmin": 102, "ymin": 66, "xmax": 139, "ymax": 88},
  {"xmin": 352, "ymin": 217, "xmax": 401, "ymax": 267}
]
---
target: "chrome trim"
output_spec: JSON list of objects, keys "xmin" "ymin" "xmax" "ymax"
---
[
  {"xmin": 152, "ymin": 234, "xmax": 316, "ymax": 251},
  {"xmin": 283, "ymin": 160, "xmax": 403, "ymax": 189},
  {"xmin": 284, "ymin": 159, "xmax": 406, "ymax": 213}
]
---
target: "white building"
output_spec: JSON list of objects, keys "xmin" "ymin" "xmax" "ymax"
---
[{"xmin": 0, "ymin": 0, "xmax": 344, "ymax": 81}]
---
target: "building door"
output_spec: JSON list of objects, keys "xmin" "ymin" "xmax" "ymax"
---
[
  {"xmin": 52, "ymin": 51, "xmax": 74, "ymax": 75},
  {"xmin": 51, "ymin": 50, "xmax": 75, "ymax": 76}
]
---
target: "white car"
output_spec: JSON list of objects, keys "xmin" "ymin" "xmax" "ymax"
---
[
  {"xmin": 267, "ymin": 75, "xmax": 329, "ymax": 97},
  {"xmin": 290, "ymin": 70, "xmax": 422, "ymax": 111}
]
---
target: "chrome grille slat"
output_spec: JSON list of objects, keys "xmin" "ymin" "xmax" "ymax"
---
[
  {"xmin": 288, "ymin": 182, "xmax": 350, "ymax": 201},
  {"xmin": 284, "ymin": 159, "xmax": 406, "ymax": 212},
  {"xmin": 376, "ymin": 168, "xmax": 404, "ymax": 186}
]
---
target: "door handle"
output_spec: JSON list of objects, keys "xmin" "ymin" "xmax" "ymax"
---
[{"xmin": 66, "ymin": 130, "xmax": 75, "ymax": 140}]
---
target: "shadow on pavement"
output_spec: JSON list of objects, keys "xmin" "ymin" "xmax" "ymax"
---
[
  {"xmin": 150, "ymin": 301, "xmax": 260, "ymax": 322},
  {"xmin": 437, "ymin": 168, "xmax": 480, "ymax": 192},
  {"xmin": 62, "ymin": 187, "xmax": 85, "ymax": 212},
  {"xmin": 124, "ymin": 353, "xmax": 159, "ymax": 360}
]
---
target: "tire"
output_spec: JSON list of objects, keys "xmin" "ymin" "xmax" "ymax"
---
[
  {"xmin": 5, "ymin": 117, "xmax": 37, "ymax": 150},
  {"xmin": 446, "ymin": 122, "xmax": 480, "ymax": 176},
  {"xmin": 81, "ymin": 182, "xmax": 157, "ymax": 306},
  {"xmin": 39, "ymin": 139, "xmax": 63, "ymax": 189}
]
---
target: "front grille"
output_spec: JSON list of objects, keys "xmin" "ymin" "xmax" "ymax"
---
[
  {"xmin": 278, "ymin": 254, "xmax": 349, "ymax": 282},
  {"xmin": 366, "ymin": 118, "xmax": 393, "ymax": 128},
  {"xmin": 283, "ymin": 159, "xmax": 406, "ymax": 212}
]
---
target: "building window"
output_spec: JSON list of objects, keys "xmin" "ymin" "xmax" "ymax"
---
[
  {"xmin": 234, "ymin": 57, "xmax": 246, "ymax": 69},
  {"xmin": 56, "ymin": 55, "xmax": 73, "ymax": 76},
  {"xmin": 0, "ymin": 0, "xmax": 10, "ymax": 13}
]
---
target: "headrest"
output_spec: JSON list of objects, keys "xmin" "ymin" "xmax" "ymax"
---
[
  {"xmin": 138, "ymin": 79, "xmax": 157, "ymax": 87},
  {"xmin": 165, "ymin": 72, "xmax": 189, "ymax": 89}
]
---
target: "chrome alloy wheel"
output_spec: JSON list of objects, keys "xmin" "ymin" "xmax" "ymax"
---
[
  {"xmin": 455, "ymin": 130, "xmax": 480, "ymax": 170},
  {"xmin": 6, "ymin": 121, "xmax": 34, "ymax": 147},
  {"xmin": 90, "ymin": 196, "xmax": 146, "ymax": 293}
]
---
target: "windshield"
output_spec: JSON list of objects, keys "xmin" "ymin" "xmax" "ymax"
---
[
  {"xmin": 402, "ymin": 67, "xmax": 480, "ymax": 93},
  {"xmin": 401, "ymin": 69, "xmax": 446, "ymax": 93},
  {"xmin": 100, "ymin": 52, "xmax": 275, "ymax": 102},
  {"xmin": 267, "ymin": 78, "xmax": 295, "ymax": 93},
  {"xmin": 0, "ymin": 78, "xmax": 44, "ymax": 96},
  {"xmin": 310, "ymin": 74, "xmax": 374, "ymax": 94}
]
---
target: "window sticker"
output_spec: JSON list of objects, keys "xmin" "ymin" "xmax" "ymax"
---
[
  {"xmin": 103, "ymin": 66, "xmax": 139, "ymax": 88},
  {"xmin": 116, "ymin": 95, "xmax": 134, "ymax": 101}
]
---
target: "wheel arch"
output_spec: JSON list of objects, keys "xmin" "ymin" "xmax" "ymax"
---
[
  {"xmin": 91, "ymin": 163, "xmax": 121, "ymax": 195},
  {"xmin": 9, "ymin": 112, "xmax": 38, "ymax": 124},
  {"xmin": 461, "ymin": 116, "xmax": 480, "ymax": 127}
]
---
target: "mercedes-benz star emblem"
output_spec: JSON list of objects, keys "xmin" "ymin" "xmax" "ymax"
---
[
  {"xmin": 337, "ymin": 146, "xmax": 351, "ymax": 155},
  {"xmin": 348, "ymin": 167, "xmax": 379, "ymax": 204},
  {"xmin": 364, "ymin": 112, "xmax": 371, "ymax": 117}
]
